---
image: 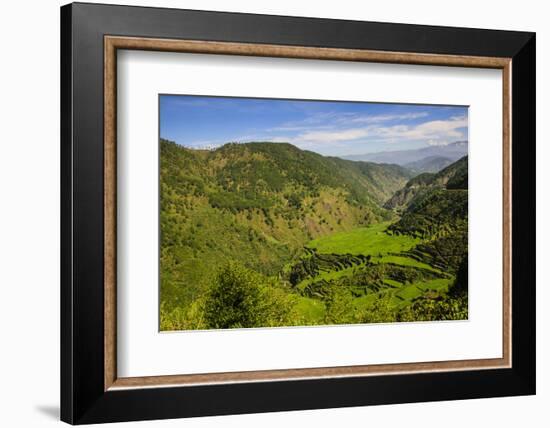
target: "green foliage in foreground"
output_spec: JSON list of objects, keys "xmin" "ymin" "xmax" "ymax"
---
[
  {"xmin": 160, "ymin": 256, "xmax": 468, "ymax": 331},
  {"xmin": 361, "ymin": 292, "xmax": 468, "ymax": 323},
  {"xmin": 161, "ymin": 262, "xmax": 297, "ymax": 330},
  {"xmin": 203, "ymin": 262, "xmax": 295, "ymax": 329}
]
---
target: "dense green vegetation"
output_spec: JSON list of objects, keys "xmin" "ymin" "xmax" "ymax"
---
[
  {"xmin": 384, "ymin": 156, "xmax": 468, "ymax": 211},
  {"xmin": 160, "ymin": 139, "xmax": 468, "ymax": 330}
]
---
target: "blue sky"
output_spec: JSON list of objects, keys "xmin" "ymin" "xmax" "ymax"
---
[{"xmin": 160, "ymin": 95, "xmax": 468, "ymax": 156}]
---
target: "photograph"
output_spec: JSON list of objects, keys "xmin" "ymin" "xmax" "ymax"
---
[
  {"xmin": 54, "ymin": 2, "xmax": 537, "ymax": 425},
  {"xmin": 159, "ymin": 95, "xmax": 469, "ymax": 331}
]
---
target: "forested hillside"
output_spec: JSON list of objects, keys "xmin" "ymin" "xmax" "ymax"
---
[
  {"xmin": 384, "ymin": 156, "xmax": 468, "ymax": 211},
  {"xmin": 160, "ymin": 140, "xmax": 468, "ymax": 330}
]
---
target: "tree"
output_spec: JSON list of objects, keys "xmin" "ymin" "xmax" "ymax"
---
[
  {"xmin": 324, "ymin": 283, "xmax": 355, "ymax": 325},
  {"xmin": 203, "ymin": 262, "xmax": 264, "ymax": 329},
  {"xmin": 448, "ymin": 256, "xmax": 468, "ymax": 298}
]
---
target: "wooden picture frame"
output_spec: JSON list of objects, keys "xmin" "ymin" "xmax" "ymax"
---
[{"xmin": 61, "ymin": 2, "xmax": 535, "ymax": 424}]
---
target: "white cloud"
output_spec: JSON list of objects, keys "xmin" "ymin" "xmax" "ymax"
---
[
  {"xmin": 399, "ymin": 115, "xmax": 468, "ymax": 139},
  {"xmin": 271, "ymin": 110, "xmax": 429, "ymax": 132},
  {"xmin": 427, "ymin": 139, "xmax": 452, "ymax": 146},
  {"xmin": 346, "ymin": 111, "xmax": 429, "ymax": 124},
  {"xmin": 187, "ymin": 140, "xmax": 224, "ymax": 149},
  {"xmin": 268, "ymin": 125, "xmax": 334, "ymax": 132},
  {"xmin": 290, "ymin": 115, "xmax": 467, "ymax": 147},
  {"xmin": 189, "ymin": 112, "xmax": 468, "ymax": 156},
  {"xmin": 297, "ymin": 128, "xmax": 370, "ymax": 143}
]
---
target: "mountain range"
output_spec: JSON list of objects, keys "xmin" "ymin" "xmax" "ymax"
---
[
  {"xmin": 342, "ymin": 141, "xmax": 468, "ymax": 166},
  {"xmin": 403, "ymin": 156, "xmax": 454, "ymax": 174}
]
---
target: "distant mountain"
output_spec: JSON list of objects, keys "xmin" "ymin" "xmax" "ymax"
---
[
  {"xmin": 384, "ymin": 156, "xmax": 468, "ymax": 210},
  {"xmin": 342, "ymin": 141, "xmax": 468, "ymax": 166},
  {"xmin": 404, "ymin": 156, "xmax": 453, "ymax": 174}
]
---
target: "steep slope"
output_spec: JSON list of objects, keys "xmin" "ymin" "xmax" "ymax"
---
[
  {"xmin": 384, "ymin": 156, "xmax": 468, "ymax": 210},
  {"xmin": 388, "ymin": 189, "xmax": 468, "ymax": 239},
  {"xmin": 160, "ymin": 139, "xmax": 412, "ymax": 309},
  {"xmin": 386, "ymin": 157, "xmax": 468, "ymax": 275},
  {"xmin": 208, "ymin": 142, "xmax": 413, "ymax": 205}
]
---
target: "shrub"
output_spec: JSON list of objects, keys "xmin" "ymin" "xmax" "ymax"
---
[
  {"xmin": 323, "ymin": 285, "xmax": 355, "ymax": 324},
  {"xmin": 203, "ymin": 262, "xmax": 264, "ymax": 329},
  {"xmin": 160, "ymin": 300, "xmax": 206, "ymax": 331},
  {"xmin": 398, "ymin": 294, "xmax": 468, "ymax": 322},
  {"xmin": 203, "ymin": 262, "xmax": 295, "ymax": 329},
  {"xmin": 360, "ymin": 293, "xmax": 399, "ymax": 324}
]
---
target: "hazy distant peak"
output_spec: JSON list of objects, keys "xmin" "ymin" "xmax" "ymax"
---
[{"xmin": 342, "ymin": 140, "xmax": 468, "ymax": 166}]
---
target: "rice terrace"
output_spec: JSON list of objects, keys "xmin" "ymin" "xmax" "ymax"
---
[{"xmin": 159, "ymin": 95, "xmax": 469, "ymax": 331}]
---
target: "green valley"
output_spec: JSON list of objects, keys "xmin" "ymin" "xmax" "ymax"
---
[{"xmin": 160, "ymin": 139, "xmax": 468, "ymax": 330}]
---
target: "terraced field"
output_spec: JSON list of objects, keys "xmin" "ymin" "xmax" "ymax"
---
[{"xmin": 286, "ymin": 221, "xmax": 454, "ymax": 319}]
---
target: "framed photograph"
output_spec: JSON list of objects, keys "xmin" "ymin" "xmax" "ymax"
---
[{"xmin": 61, "ymin": 2, "xmax": 535, "ymax": 424}]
